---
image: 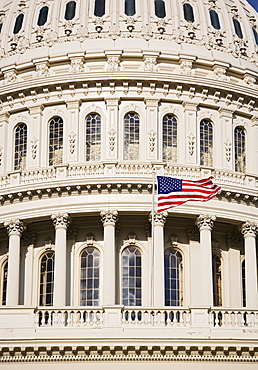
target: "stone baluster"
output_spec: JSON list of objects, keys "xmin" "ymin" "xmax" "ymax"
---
[
  {"xmin": 149, "ymin": 211, "xmax": 167, "ymax": 306},
  {"xmin": 101, "ymin": 210, "xmax": 118, "ymax": 306},
  {"xmin": 4, "ymin": 219, "xmax": 26, "ymax": 306},
  {"xmin": 52, "ymin": 213, "xmax": 70, "ymax": 307},
  {"xmin": 196, "ymin": 214, "xmax": 216, "ymax": 306},
  {"xmin": 240, "ymin": 221, "xmax": 258, "ymax": 308}
]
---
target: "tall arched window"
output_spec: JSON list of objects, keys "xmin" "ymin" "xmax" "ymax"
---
[
  {"xmin": 234, "ymin": 127, "xmax": 246, "ymax": 172},
  {"xmin": 125, "ymin": 0, "xmax": 135, "ymax": 16},
  {"xmin": 94, "ymin": 0, "xmax": 105, "ymax": 17},
  {"xmin": 155, "ymin": 0, "xmax": 166, "ymax": 18},
  {"xmin": 86, "ymin": 113, "xmax": 101, "ymax": 161},
  {"xmin": 122, "ymin": 247, "xmax": 141, "ymax": 306},
  {"xmin": 164, "ymin": 248, "xmax": 183, "ymax": 306},
  {"xmin": 14, "ymin": 123, "xmax": 27, "ymax": 171},
  {"xmin": 13, "ymin": 13, "xmax": 24, "ymax": 34},
  {"xmin": 183, "ymin": 3, "xmax": 194, "ymax": 23},
  {"xmin": 65, "ymin": 1, "xmax": 76, "ymax": 20},
  {"xmin": 200, "ymin": 119, "xmax": 213, "ymax": 166},
  {"xmin": 37, "ymin": 6, "xmax": 49, "ymax": 26},
  {"xmin": 163, "ymin": 114, "xmax": 177, "ymax": 162},
  {"xmin": 242, "ymin": 260, "xmax": 246, "ymax": 307},
  {"xmin": 1, "ymin": 260, "xmax": 8, "ymax": 305},
  {"xmin": 39, "ymin": 251, "xmax": 55, "ymax": 306},
  {"xmin": 209, "ymin": 10, "xmax": 220, "ymax": 30},
  {"xmin": 49, "ymin": 116, "xmax": 63, "ymax": 166},
  {"xmin": 252, "ymin": 27, "xmax": 258, "ymax": 46},
  {"xmin": 124, "ymin": 112, "xmax": 140, "ymax": 160},
  {"xmin": 80, "ymin": 248, "xmax": 100, "ymax": 306},
  {"xmin": 233, "ymin": 18, "xmax": 243, "ymax": 39},
  {"xmin": 212, "ymin": 253, "xmax": 222, "ymax": 306}
]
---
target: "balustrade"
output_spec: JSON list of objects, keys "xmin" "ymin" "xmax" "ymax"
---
[{"xmin": 210, "ymin": 308, "xmax": 258, "ymax": 328}]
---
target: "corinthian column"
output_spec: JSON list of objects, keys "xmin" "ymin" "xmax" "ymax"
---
[
  {"xmin": 101, "ymin": 210, "xmax": 118, "ymax": 306},
  {"xmin": 196, "ymin": 214, "xmax": 216, "ymax": 306},
  {"xmin": 240, "ymin": 221, "xmax": 258, "ymax": 308},
  {"xmin": 51, "ymin": 213, "xmax": 70, "ymax": 307},
  {"xmin": 4, "ymin": 219, "xmax": 26, "ymax": 306},
  {"xmin": 150, "ymin": 211, "xmax": 167, "ymax": 306}
]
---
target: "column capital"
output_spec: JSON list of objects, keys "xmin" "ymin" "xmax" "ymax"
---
[
  {"xmin": 4, "ymin": 219, "xmax": 26, "ymax": 236},
  {"xmin": 51, "ymin": 213, "xmax": 70, "ymax": 229},
  {"xmin": 195, "ymin": 214, "xmax": 216, "ymax": 231},
  {"xmin": 240, "ymin": 221, "xmax": 258, "ymax": 238},
  {"xmin": 100, "ymin": 210, "xmax": 118, "ymax": 226},
  {"xmin": 149, "ymin": 211, "xmax": 168, "ymax": 226}
]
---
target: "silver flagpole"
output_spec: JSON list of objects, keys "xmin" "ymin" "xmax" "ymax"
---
[{"xmin": 151, "ymin": 167, "xmax": 156, "ymax": 307}]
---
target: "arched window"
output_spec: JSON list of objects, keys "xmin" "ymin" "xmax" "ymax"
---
[
  {"xmin": 234, "ymin": 127, "xmax": 246, "ymax": 172},
  {"xmin": 49, "ymin": 116, "xmax": 63, "ymax": 166},
  {"xmin": 252, "ymin": 27, "xmax": 258, "ymax": 46},
  {"xmin": 125, "ymin": 0, "xmax": 135, "ymax": 16},
  {"xmin": 124, "ymin": 112, "xmax": 140, "ymax": 160},
  {"xmin": 13, "ymin": 13, "xmax": 24, "ymax": 34},
  {"xmin": 37, "ymin": 6, "xmax": 49, "ymax": 26},
  {"xmin": 163, "ymin": 114, "xmax": 177, "ymax": 162},
  {"xmin": 122, "ymin": 247, "xmax": 141, "ymax": 306},
  {"xmin": 164, "ymin": 248, "xmax": 183, "ymax": 306},
  {"xmin": 86, "ymin": 113, "xmax": 101, "ymax": 161},
  {"xmin": 80, "ymin": 248, "xmax": 100, "ymax": 306},
  {"xmin": 212, "ymin": 253, "xmax": 222, "ymax": 306},
  {"xmin": 39, "ymin": 251, "xmax": 55, "ymax": 306},
  {"xmin": 233, "ymin": 18, "xmax": 243, "ymax": 39},
  {"xmin": 14, "ymin": 123, "xmax": 27, "ymax": 171},
  {"xmin": 183, "ymin": 3, "xmax": 194, "ymax": 23},
  {"xmin": 94, "ymin": 0, "xmax": 105, "ymax": 17},
  {"xmin": 155, "ymin": 0, "xmax": 166, "ymax": 18},
  {"xmin": 1, "ymin": 260, "xmax": 8, "ymax": 305},
  {"xmin": 209, "ymin": 10, "xmax": 220, "ymax": 30},
  {"xmin": 65, "ymin": 1, "xmax": 76, "ymax": 20},
  {"xmin": 200, "ymin": 119, "xmax": 213, "ymax": 167},
  {"xmin": 242, "ymin": 260, "xmax": 246, "ymax": 307}
]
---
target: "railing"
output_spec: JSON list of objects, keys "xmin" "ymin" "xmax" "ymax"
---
[
  {"xmin": 35, "ymin": 307, "xmax": 104, "ymax": 327},
  {"xmin": 115, "ymin": 164, "xmax": 153, "ymax": 175},
  {"xmin": 68, "ymin": 164, "xmax": 105, "ymax": 177},
  {"xmin": 165, "ymin": 166, "xmax": 201, "ymax": 179},
  {"xmin": 210, "ymin": 308, "xmax": 258, "ymax": 328},
  {"xmin": 122, "ymin": 307, "xmax": 191, "ymax": 327},
  {"xmin": 21, "ymin": 168, "xmax": 56, "ymax": 184}
]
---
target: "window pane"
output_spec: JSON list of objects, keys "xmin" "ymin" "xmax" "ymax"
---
[
  {"xmin": 14, "ymin": 123, "xmax": 27, "ymax": 171},
  {"xmin": 234, "ymin": 127, "xmax": 245, "ymax": 172},
  {"xmin": 125, "ymin": 0, "xmax": 135, "ymax": 16},
  {"xmin": 80, "ymin": 248, "xmax": 100, "ymax": 306},
  {"xmin": 242, "ymin": 260, "xmax": 246, "ymax": 307},
  {"xmin": 183, "ymin": 3, "xmax": 194, "ymax": 23},
  {"xmin": 212, "ymin": 254, "xmax": 222, "ymax": 306},
  {"xmin": 39, "ymin": 252, "xmax": 55, "ymax": 306},
  {"xmin": 122, "ymin": 247, "xmax": 141, "ymax": 306},
  {"xmin": 13, "ymin": 13, "xmax": 24, "ymax": 34},
  {"xmin": 124, "ymin": 113, "xmax": 140, "ymax": 160},
  {"xmin": 200, "ymin": 120, "xmax": 213, "ymax": 166},
  {"xmin": 0, "ymin": 23, "xmax": 3, "ymax": 34},
  {"xmin": 49, "ymin": 117, "xmax": 63, "ymax": 166},
  {"xmin": 37, "ymin": 6, "xmax": 49, "ymax": 26},
  {"xmin": 209, "ymin": 10, "xmax": 220, "ymax": 30},
  {"xmin": 253, "ymin": 27, "xmax": 258, "ymax": 46},
  {"xmin": 65, "ymin": 1, "xmax": 76, "ymax": 20},
  {"xmin": 155, "ymin": 0, "xmax": 166, "ymax": 18},
  {"xmin": 163, "ymin": 114, "xmax": 177, "ymax": 162},
  {"xmin": 94, "ymin": 0, "xmax": 105, "ymax": 17},
  {"xmin": 233, "ymin": 18, "xmax": 243, "ymax": 39},
  {"xmin": 86, "ymin": 114, "xmax": 101, "ymax": 161},
  {"xmin": 164, "ymin": 249, "xmax": 182, "ymax": 306},
  {"xmin": 1, "ymin": 261, "xmax": 8, "ymax": 305}
]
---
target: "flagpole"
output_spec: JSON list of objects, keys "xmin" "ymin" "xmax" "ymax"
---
[{"xmin": 151, "ymin": 167, "xmax": 155, "ymax": 307}]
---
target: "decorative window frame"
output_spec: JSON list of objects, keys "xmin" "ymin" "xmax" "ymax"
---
[
  {"xmin": 233, "ymin": 123, "xmax": 247, "ymax": 173},
  {"xmin": 47, "ymin": 115, "xmax": 65, "ymax": 167},
  {"xmin": 198, "ymin": 117, "xmax": 214, "ymax": 168},
  {"xmin": 211, "ymin": 248, "xmax": 224, "ymax": 307},
  {"xmin": 0, "ymin": 256, "xmax": 8, "ymax": 305},
  {"xmin": 13, "ymin": 122, "xmax": 28, "ymax": 171},
  {"xmin": 161, "ymin": 112, "xmax": 179, "ymax": 164}
]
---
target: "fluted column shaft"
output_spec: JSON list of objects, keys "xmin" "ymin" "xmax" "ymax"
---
[
  {"xmin": 52, "ymin": 213, "xmax": 70, "ymax": 307},
  {"xmin": 5, "ymin": 220, "xmax": 26, "ymax": 306},
  {"xmin": 196, "ymin": 214, "xmax": 216, "ymax": 306},
  {"xmin": 101, "ymin": 211, "xmax": 118, "ymax": 306},
  {"xmin": 241, "ymin": 222, "xmax": 258, "ymax": 308},
  {"xmin": 150, "ymin": 211, "xmax": 167, "ymax": 306}
]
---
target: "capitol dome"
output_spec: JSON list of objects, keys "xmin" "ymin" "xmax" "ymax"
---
[{"xmin": 0, "ymin": 0, "xmax": 258, "ymax": 368}]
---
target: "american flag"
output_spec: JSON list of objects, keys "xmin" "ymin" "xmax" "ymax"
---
[{"xmin": 157, "ymin": 176, "xmax": 221, "ymax": 212}]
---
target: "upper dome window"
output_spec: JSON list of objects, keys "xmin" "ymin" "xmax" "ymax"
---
[
  {"xmin": 233, "ymin": 18, "xmax": 243, "ymax": 39},
  {"xmin": 65, "ymin": 1, "xmax": 76, "ymax": 21},
  {"xmin": 183, "ymin": 3, "xmax": 195, "ymax": 23},
  {"xmin": 155, "ymin": 0, "xmax": 166, "ymax": 18},
  {"xmin": 209, "ymin": 10, "xmax": 221, "ymax": 30},
  {"xmin": 37, "ymin": 6, "xmax": 49, "ymax": 26},
  {"xmin": 13, "ymin": 13, "xmax": 24, "ymax": 34},
  {"xmin": 125, "ymin": 0, "xmax": 136, "ymax": 16},
  {"xmin": 94, "ymin": 0, "xmax": 106, "ymax": 17},
  {"xmin": 252, "ymin": 27, "xmax": 258, "ymax": 46}
]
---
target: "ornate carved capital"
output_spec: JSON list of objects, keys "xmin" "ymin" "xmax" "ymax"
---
[
  {"xmin": 240, "ymin": 221, "xmax": 258, "ymax": 238},
  {"xmin": 4, "ymin": 219, "xmax": 26, "ymax": 236},
  {"xmin": 195, "ymin": 214, "xmax": 216, "ymax": 230},
  {"xmin": 100, "ymin": 210, "xmax": 118, "ymax": 226},
  {"xmin": 51, "ymin": 213, "xmax": 70, "ymax": 229},
  {"xmin": 149, "ymin": 211, "xmax": 168, "ymax": 226}
]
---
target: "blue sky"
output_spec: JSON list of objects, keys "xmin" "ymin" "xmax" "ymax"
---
[{"xmin": 247, "ymin": 0, "xmax": 258, "ymax": 12}]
